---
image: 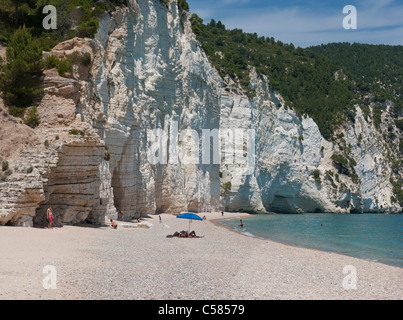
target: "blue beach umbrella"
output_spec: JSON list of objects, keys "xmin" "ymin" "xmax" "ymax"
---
[{"xmin": 176, "ymin": 212, "xmax": 203, "ymax": 232}]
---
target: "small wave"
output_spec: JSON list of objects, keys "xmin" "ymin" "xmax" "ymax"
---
[
  {"xmin": 242, "ymin": 231, "xmax": 256, "ymax": 237},
  {"xmin": 238, "ymin": 229, "xmax": 256, "ymax": 237}
]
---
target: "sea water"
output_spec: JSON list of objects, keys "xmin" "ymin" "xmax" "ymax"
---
[{"xmin": 219, "ymin": 213, "xmax": 403, "ymax": 267}]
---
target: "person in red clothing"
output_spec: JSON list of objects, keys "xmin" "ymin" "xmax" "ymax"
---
[{"xmin": 46, "ymin": 205, "xmax": 54, "ymax": 229}]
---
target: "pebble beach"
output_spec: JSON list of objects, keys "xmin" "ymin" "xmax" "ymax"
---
[{"xmin": 0, "ymin": 212, "xmax": 402, "ymax": 300}]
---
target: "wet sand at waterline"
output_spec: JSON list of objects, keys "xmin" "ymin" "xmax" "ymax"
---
[{"xmin": 0, "ymin": 212, "xmax": 402, "ymax": 300}]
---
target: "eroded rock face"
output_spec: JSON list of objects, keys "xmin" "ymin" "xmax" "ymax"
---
[
  {"xmin": 42, "ymin": 70, "xmax": 81, "ymax": 103},
  {"xmin": 49, "ymin": 37, "xmax": 92, "ymax": 59},
  {"xmin": 344, "ymin": 107, "xmax": 399, "ymax": 212},
  {"xmin": 79, "ymin": 0, "xmax": 400, "ymax": 215},
  {"xmin": 220, "ymin": 73, "xmax": 334, "ymax": 213},
  {"xmin": 219, "ymin": 70, "xmax": 401, "ymax": 213},
  {"xmin": 1, "ymin": 1, "xmax": 401, "ymax": 227},
  {"xmin": 0, "ymin": 130, "xmax": 112, "ymax": 226},
  {"xmin": 0, "ymin": 37, "xmax": 115, "ymax": 226},
  {"xmin": 34, "ymin": 139, "xmax": 108, "ymax": 226},
  {"xmin": 0, "ymin": 170, "xmax": 45, "ymax": 227},
  {"xmin": 80, "ymin": 1, "xmax": 222, "ymax": 219}
]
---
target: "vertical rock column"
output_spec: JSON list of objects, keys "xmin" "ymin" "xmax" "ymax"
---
[{"xmin": 82, "ymin": 1, "xmax": 223, "ymax": 218}]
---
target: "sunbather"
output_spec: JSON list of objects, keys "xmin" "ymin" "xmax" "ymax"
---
[
  {"xmin": 179, "ymin": 230, "xmax": 189, "ymax": 238},
  {"xmin": 110, "ymin": 219, "xmax": 117, "ymax": 229}
]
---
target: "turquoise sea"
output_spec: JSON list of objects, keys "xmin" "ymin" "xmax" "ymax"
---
[{"xmin": 219, "ymin": 213, "xmax": 403, "ymax": 268}]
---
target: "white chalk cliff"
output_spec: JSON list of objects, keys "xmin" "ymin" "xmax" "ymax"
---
[
  {"xmin": 79, "ymin": 0, "xmax": 223, "ymax": 219},
  {"xmin": 80, "ymin": 0, "xmax": 399, "ymax": 217},
  {"xmin": 220, "ymin": 70, "xmax": 399, "ymax": 213},
  {"xmin": 0, "ymin": 0, "xmax": 401, "ymax": 226}
]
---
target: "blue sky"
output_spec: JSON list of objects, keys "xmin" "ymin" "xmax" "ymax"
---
[{"xmin": 186, "ymin": 0, "xmax": 403, "ymax": 47}]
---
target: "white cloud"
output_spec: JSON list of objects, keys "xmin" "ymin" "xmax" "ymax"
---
[
  {"xmin": 187, "ymin": 0, "xmax": 403, "ymax": 47},
  {"xmin": 218, "ymin": 4, "xmax": 403, "ymax": 47}
]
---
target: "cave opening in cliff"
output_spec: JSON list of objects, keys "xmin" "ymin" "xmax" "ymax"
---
[{"xmin": 270, "ymin": 195, "xmax": 294, "ymax": 213}]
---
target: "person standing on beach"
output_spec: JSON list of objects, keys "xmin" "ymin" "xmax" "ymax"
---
[
  {"xmin": 119, "ymin": 211, "xmax": 124, "ymax": 221},
  {"xmin": 46, "ymin": 205, "xmax": 53, "ymax": 229},
  {"xmin": 159, "ymin": 215, "xmax": 162, "ymax": 223},
  {"xmin": 221, "ymin": 211, "xmax": 224, "ymax": 216}
]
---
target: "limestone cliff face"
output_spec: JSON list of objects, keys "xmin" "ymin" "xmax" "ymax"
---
[
  {"xmin": 1, "ymin": 0, "xmax": 401, "ymax": 227},
  {"xmin": 0, "ymin": 45, "xmax": 114, "ymax": 227},
  {"xmin": 80, "ymin": 0, "xmax": 222, "ymax": 219},
  {"xmin": 0, "ymin": 131, "xmax": 109, "ymax": 227},
  {"xmin": 344, "ymin": 106, "xmax": 400, "ymax": 212},
  {"xmin": 220, "ymin": 71, "xmax": 400, "ymax": 213},
  {"xmin": 79, "ymin": 0, "xmax": 401, "ymax": 215}
]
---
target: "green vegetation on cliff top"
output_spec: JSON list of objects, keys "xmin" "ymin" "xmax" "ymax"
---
[
  {"xmin": 190, "ymin": 15, "xmax": 402, "ymax": 140},
  {"xmin": 310, "ymin": 42, "xmax": 403, "ymax": 118},
  {"xmin": 0, "ymin": 0, "xmax": 128, "ymax": 46}
]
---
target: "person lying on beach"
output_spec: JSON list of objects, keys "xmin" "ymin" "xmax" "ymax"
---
[
  {"xmin": 166, "ymin": 230, "xmax": 204, "ymax": 238},
  {"xmin": 186, "ymin": 230, "xmax": 204, "ymax": 238},
  {"xmin": 110, "ymin": 219, "xmax": 117, "ymax": 229},
  {"xmin": 178, "ymin": 230, "xmax": 197, "ymax": 238},
  {"xmin": 167, "ymin": 231, "xmax": 183, "ymax": 238},
  {"xmin": 166, "ymin": 231, "xmax": 180, "ymax": 238},
  {"xmin": 179, "ymin": 230, "xmax": 189, "ymax": 238}
]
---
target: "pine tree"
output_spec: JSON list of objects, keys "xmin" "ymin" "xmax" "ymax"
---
[
  {"xmin": 0, "ymin": 26, "xmax": 43, "ymax": 108},
  {"xmin": 0, "ymin": 0, "xmax": 36, "ymax": 28},
  {"xmin": 178, "ymin": 0, "xmax": 189, "ymax": 11}
]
